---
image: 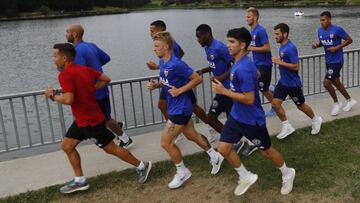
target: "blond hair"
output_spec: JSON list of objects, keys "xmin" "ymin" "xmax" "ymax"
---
[
  {"xmin": 247, "ymin": 7, "xmax": 259, "ymax": 20},
  {"xmin": 153, "ymin": 31, "xmax": 173, "ymax": 50}
]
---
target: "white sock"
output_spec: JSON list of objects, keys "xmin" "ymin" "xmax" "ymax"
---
[
  {"xmin": 282, "ymin": 120, "xmax": 290, "ymax": 126},
  {"xmin": 74, "ymin": 176, "xmax": 86, "ymax": 183},
  {"xmin": 206, "ymin": 147, "xmax": 218, "ymax": 160},
  {"xmin": 175, "ymin": 161, "xmax": 187, "ymax": 173},
  {"xmin": 279, "ymin": 162, "xmax": 291, "ymax": 176},
  {"xmin": 120, "ymin": 132, "xmax": 130, "ymax": 143},
  {"xmin": 235, "ymin": 164, "xmax": 250, "ymax": 178},
  {"xmin": 137, "ymin": 161, "xmax": 145, "ymax": 170},
  {"xmin": 312, "ymin": 115, "xmax": 319, "ymax": 122}
]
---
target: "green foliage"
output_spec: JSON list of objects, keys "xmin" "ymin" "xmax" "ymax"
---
[
  {"xmin": 38, "ymin": 5, "xmax": 50, "ymax": 15},
  {"xmin": 0, "ymin": 0, "xmax": 151, "ymax": 17}
]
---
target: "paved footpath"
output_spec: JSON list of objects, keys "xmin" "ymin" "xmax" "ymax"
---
[{"xmin": 1, "ymin": 88, "xmax": 360, "ymax": 198}]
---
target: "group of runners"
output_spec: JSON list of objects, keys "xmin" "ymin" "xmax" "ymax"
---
[{"xmin": 45, "ymin": 7, "xmax": 355, "ymax": 196}]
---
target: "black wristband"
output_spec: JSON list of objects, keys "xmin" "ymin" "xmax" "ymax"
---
[{"xmin": 50, "ymin": 90, "xmax": 56, "ymax": 101}]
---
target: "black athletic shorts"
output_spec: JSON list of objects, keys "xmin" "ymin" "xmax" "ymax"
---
[
  {"xmin": 273, "ymin": 82, "xmax": 305, "ymax": 106},
  {"xmin": 208, "ymin": 94, "xmax": 233, "ymax": 117},
  {"xmin": 257, "ymin": 65, "xmax": 272, "ymax": 92},
  {"xmin": 325, "ymin": 63, "xmax": 342, "ymax": 81},
  {"xmin": 65, "ymin": 120, "xmax": 115, "ymax": 148}
]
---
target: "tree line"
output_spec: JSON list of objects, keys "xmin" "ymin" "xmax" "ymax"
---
[{"xmin": 0, "ymin": 0, "xmax": 151, "ymax": 17}]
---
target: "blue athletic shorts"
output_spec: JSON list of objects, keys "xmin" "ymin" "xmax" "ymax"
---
[
  {"xmin": 169, "ymin": 114, "xmax": 192, "ymax": 125},
  {"xmin": 220, "ymin": 116, "xmax": 271, "ymax": 150},
  {"xmin": 97, "ymin": 96, "xmax": 111, "ymax": 120}
]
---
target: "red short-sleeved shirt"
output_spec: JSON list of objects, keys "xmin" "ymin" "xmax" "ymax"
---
[{"xmin": 59, "ymin": 63, "xmax": 105, "ymax": 127}]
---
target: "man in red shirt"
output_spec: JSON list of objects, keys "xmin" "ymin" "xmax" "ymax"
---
[{"xmin": 45, "ymin": 43, "xmax": 152, "ymax": 194}]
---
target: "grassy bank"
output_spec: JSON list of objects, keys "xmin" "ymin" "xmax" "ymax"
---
[{"xmin": 1, "ymin": 115, "xmax": 359, "ymax": 202}]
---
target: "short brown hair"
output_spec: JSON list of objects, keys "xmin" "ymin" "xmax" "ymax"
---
[
  {"xmin": 153, "ymin": 31, "xmax": 173, "ymax": 50},
  {"xmin": 247, "ymin": 7, "xmax": 259, "ymax": 20}
]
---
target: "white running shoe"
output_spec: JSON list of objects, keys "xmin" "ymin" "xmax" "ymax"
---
[
  {"xmin": 277, "ymin": 124, "xmax": 295, "ymax": 140},
  {"xmin": 281, "ymin": 168, "xmax": 296, "ymax": 195},
  {"xmin": 210, "ymin": 152, "xmax": 224, "ymax": 175},
  {"xmin": 175, "ymin": 134, "xmax": 185, "ymax": 144},
  {"xmin": 168, "ymin": 169, "xmax": 192, "ymax": 189},
  {"xmin": 311, "ymin": 116, "xmax": 323, "ymax": 135},
  {"xmin": 207, "ymin": 127, "xmax": 218, "ymax": 143},
  {"xmin": 342, "ymin": 99, "xmax": 357, "ymax": 112},
  {"xmin": 330, "ymin": 102, "xmax": 342, "ymax": 116},
  {"xmin": 234, "ymin": 172, "xmax": 258, "ymax": 196}
]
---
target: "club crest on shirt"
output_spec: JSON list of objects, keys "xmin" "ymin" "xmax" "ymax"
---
[
  {"xmin": 253, "ymin": 35, "xmax": 256, "ymax": 40},
  {"xmin": 210, "ymin": 54, "xmax": 215, "ymax": 61},
  {"xmin": 280, "ymin": 52, "xmax": 284, "ymax": 58},
  {"xmin": 164, "ymin": 69, "xmax": 169, "ymax": 77},
  {"xmin": 320, "ymin": 35, "xmax": 322, "ymax": 39},
  {"xmin": 230, "ymin": 73, "xmax": 234, "ymax": 81},
  {"xmin": 330, "ymin": 34, "xmax": 334, "ymax": 39}
]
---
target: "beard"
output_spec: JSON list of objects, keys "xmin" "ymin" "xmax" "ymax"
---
[{"xmin": 67, "ymin": 37, "xmax": 74, "ymax": 43}]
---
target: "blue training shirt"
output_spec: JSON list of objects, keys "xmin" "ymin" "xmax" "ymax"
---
[
  {"xmin": 74, "ymin": 41, "xmax": 110, "ymax": 100},
  {"xmin": 229, "ymin": 55, "xmax": 265, "ymax": 126},
  {"xmin": 318, "ymin": 24, "xmax": 349, "ymax": 64},
  {"xmin": 250, "ymin": 24, "xmax": 272, "ymax": 66},
  {"xmin": 159, "ymin": 53, "xmax": 194, "ymax": 116},
  {"xmin": 173, "ymin": 40, "xmax": 183, "ymax": 59},
  {"xmin": 205, "ymin": 39, "xmax": 233, "ymax": 89},
  {"xmin": 278, "ymin": 40, "xmax": 302, "ymax": 87}
]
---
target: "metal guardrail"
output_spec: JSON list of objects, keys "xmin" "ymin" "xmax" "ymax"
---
[{"xmin": 0, "ymin": 49, "xmax": 359, "ymax": 154}]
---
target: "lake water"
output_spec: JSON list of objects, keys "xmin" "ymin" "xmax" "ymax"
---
[{"xmin": 0, "ymin": 7, "xmax": 360, "ymax": 95}]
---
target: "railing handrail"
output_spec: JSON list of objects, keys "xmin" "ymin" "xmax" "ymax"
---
[
  {"xmin": 299, "ymin": 48, "xmax": 360, "ymax": 59},
  {"xmin": 1, "ymin": 48, "xmax": 360, "ymax": 100},
  {"xmin": 0, "ymin": 49, "xmax": 359, "ymax": 154}
]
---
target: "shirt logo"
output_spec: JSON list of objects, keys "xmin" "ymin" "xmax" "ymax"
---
[
  {"xmin": 208, "ymin": 61, "xmax": 216, "ymax": 69},
  {"xmin": 160, "ymin": 77, "xmax": 170, "ymax": 87},
  {"xmin": 280, "ymin": 52, "xmax": 284, "ymax": 58},
  {"xmin": 250, "ymin": 40, "xmax": 256, "ymax": 47},
  {"xmin": 321, "ymin": 39, "xmax": 334, "ymax": 46},
  {"xmin": 210, "ymin": 54, "xmax": 215, "ymax": 61},
  {"xmin": 230, "ymin": 74, "xmax": 234, "ymax": 81},
  {"xmin": 164, "ymin": 69, "xmax": 169, "ymax": 77},
  {"xmin": 320, "ymin": 35, "xmax": 322, "ymax": 39},
  {"xmin": 253, "ymin": 35, "xmax": 256, "ymax": 40},
  {"xmin": 330, "ymin": 34, "xmax": 334, "ymax": 39}
]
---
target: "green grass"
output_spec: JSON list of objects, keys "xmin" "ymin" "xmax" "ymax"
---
[{"xmin": 1, "ymin": 115, "xmax": 360, "ymax": 202}]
